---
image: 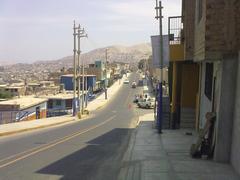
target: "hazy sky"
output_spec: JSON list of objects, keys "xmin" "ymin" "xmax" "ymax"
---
[{"xmin": 0, "ymin": 0, "xmax": 181, "ymax": 63}]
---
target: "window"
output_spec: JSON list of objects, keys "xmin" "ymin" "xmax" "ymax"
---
[
  {"xmin": 205, "ymin": 63, "xmax": 213, "ymax": 101},
  {"xmin": 48, "ymin": 100, "xmax": 53, "ymax": 109},
  {"xmin": 66, "ymin": 99, "xmax": 72, "ymax": 109},
  {"xmin": 198, "ymin": 0, "xmax": 203, "ymax": 23},
  {"xmin": 56, "ymin": 100, "xmax": 61, "ymax": 106}
]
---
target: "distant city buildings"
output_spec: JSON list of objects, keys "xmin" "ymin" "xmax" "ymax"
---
[{"xmin": 0, "ymin": 60, "xmax": 131, "ymax": 124}]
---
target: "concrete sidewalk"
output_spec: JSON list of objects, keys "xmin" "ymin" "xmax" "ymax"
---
[
  {"xmin": 119, "ymin": 113, "xmax": 240, "ymax": 180},
  {"xmin": 0, "ymin": 115, "xmax": 77, "ymax": 136},
  {"xmin": 86, "ymin": 74, "xmax": 128, "ymax": 111},
  {"xmin": 0, "ymin": 74, "xmax": 129, "ymax": 137}
]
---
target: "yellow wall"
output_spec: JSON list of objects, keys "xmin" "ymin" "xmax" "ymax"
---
[
  {"xmin": 180, "ymin": 64, "xmax": 199, "ymax": 108},
  {"xmin": 170, "ymin": 44, "xmax": 184, "ymax": 62}
]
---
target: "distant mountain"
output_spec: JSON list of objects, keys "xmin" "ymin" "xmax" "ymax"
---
[
  {"xmin": 3, "ymin": 43, "xmax": 152, "ymax": 72},
  {"xmin": 55, "ymin": 43, "xmax": 152, "ymax": 68},
  {"xmin": 0, "ymin": 60, "xmax": 15, "ymax": 66}
]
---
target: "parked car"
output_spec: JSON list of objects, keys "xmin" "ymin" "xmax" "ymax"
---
[
  {"xmin": 88, "ymin": 94, "xmax": 96, "ymax": 101},
  {"xmin": 137, "ymin": 98, "xmax": 155, "ymax": 109},
  {"xmin": 131, "ymin": 82, "xmax": 137, "ymax": 88},
  {"xmin": 133, "ymin": 95, "xmax": 140, "ymax": 103}
]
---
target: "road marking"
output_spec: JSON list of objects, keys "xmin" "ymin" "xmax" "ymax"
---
[{"xmin": 0, "ymin": 115, "xmax": 116, "ymax": 169}]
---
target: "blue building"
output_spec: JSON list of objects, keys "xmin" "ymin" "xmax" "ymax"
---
[
  {"xmin": 60, "ymin": 74, "xmax": 96, "ymax": 92},
  {"xmin": 95, "ymin": 60, "xmax": 105, "ymax": 70}
]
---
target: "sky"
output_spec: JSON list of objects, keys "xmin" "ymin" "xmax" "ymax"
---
[{"xmin": 0, "ymin": 0, "xmax": 181, "ymax": 63}]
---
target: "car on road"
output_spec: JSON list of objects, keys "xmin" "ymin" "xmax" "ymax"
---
[
  {"xmin": 131, "ymin": 81, "xmax": 137, "ymax": 88},
  {"xmin": 137, "ymin": 98, "xmax": 155, "ymax": 109},
  {"xmin": 123, "ymin": 79, "xmax": 130, "ymax": 84}
]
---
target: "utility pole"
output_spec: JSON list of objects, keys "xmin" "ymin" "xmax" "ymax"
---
[
  {"xmin": 77, "ymin": 24, "xmax": 82, "ymax": 113},
  {"xmin": 78, "ymin": 27, "xmax": 87, "ymax": 115},
  {"xmin": 72, "ymin": 20, "xmax": 78, "ymax": 116},
  {"xmin": 155, "ymin": 0, "xmax": 164, "ymax": 133},
  {"xmin": 105, "ymin": 48, "xmax": 108, "ymax": 100}
]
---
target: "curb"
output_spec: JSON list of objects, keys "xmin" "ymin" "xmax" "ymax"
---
[
  {"xmin": 0, "ymin": 74, "xmax": 130, "ymax": 137},
  {"xmin": 0, "ymin": 115, "xmax": 89, "ymax": 137}
]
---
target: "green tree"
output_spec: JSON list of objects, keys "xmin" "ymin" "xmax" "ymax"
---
[
  {"xmin": 0, "ymin": 91, "xmax": 12, "ymax": 99},
  {"xmin": 138, "ymin": 59, "xmax": 146, "ymax": 70}
]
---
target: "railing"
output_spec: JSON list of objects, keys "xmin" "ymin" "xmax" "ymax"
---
[{"xmin": 168, "ymin": 16, "xmax": 183, "ymax": 45}]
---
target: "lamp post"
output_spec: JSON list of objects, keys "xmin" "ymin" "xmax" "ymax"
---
[{"xmin": 155, "ymin": 0, "xmax": 164, "ymax": 133}]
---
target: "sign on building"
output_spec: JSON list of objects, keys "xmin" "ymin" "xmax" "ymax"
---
[{"xmin": 151, "ymin": 35, "xmax": 169, "ymax": 68}]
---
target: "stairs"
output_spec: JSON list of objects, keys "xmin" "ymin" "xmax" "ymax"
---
[
  {"xmin": 162, "ymin": 97, "xmax": 170, "ymax": 129},
  {"xmin": 180, "ymin": 108, "xmax": 196, "ymax": 129}
]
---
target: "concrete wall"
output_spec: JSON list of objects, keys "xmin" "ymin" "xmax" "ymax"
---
[
  {"xmin": 198, "ymin": 62, "xmax": 212, "ymax": 128},
  {"xmin": 198, "ymin": 61, "xmax": 223, "ymax": 129},
  {"xmin": 214, "ymin": 55, "xmax": 238, "ymax": 162},
  {"xmin": 231, "ymin": 53, "xmax": 240, "ymax": 174}
]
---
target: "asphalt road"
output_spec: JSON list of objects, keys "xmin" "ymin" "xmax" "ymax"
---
[{"xmin": 0, "ymin": 72, "xmax": 152, "ymax": 180}]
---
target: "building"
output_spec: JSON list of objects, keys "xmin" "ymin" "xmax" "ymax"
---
[
  {"xmin": 60, "ymin": 74, "xmax": 96, "ymax": 92},
  {"xmin": 0, "ymin": 85, "xmax": 26, "ymax": 97},
  {"xmin": 87, "ymin": 60, "xmax": 106, "ymax": 80},
  {"xmin": 168, "ymin": 0, "xmax": 240, "ymax": 175},
  {"xmin": 0, "ymin": 97, "xmax": 47, "ymax": 124},
  {"xmin": 168, "ymin": 10, "xmax": 199, "ymax": 129},
  {"xmin": 86, "ymin": 60, "xmax": 110, "ymax": 89},
  {"xmin": 40, "ymin": 93, "xmax": 73, "ymax": 117},
  {"xmin": 191, "ymin": 0, "xmax": 240, "ymax": 174}
]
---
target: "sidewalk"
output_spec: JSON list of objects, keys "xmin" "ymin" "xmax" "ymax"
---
[
  {"xmin": 119, "ymin": 113, "xmax": 240, "ymax": 180},
  {"xmin": 87, "ymin": 74, "xmax": 128, "ymax": 111},
  {"xmin": 0, "ymin": 115, "xmax": 77, "ymax": 136},
  {"xmin": 0, "ymin": 74, "xmax": 129, "ymax": 137}
]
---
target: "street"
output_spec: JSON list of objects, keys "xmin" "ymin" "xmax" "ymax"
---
[{"xmin": 0, "ymin": 72, "xmax": 151, "ymax": 180}]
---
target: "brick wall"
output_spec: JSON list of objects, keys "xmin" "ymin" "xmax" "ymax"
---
[
  {"xmin": 194, "ymin": 0, "xmax": 240, "ymax": 61},
  {"xmin": 183, "ymin": 0, "xmax": 196, "ymax": 60},
  {"xmin": 205, "ymin": 0, "xmax": 225, "ymax": 54}
]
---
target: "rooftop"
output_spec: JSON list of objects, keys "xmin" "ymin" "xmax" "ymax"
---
[
  {"xmin": 40, "ymin": 93, "xmax": 74, "ymax": 100},
  {"xmin": 40, "ymin": 91, "xmax": 88, "ymax": 100},
  {"xmin": 61, "ymin": 74, "xmax": 96, "ymax": 77},
  {"xmin": 0, "ymin": 96, "xmax": 47, "ymax": 110}
]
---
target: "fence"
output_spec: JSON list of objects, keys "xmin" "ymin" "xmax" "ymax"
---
[{"xmin": 0, "ymin": 110, "xmax": 35, "ymax": 125}]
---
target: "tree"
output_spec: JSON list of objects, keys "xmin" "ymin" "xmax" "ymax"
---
[
  {"xmin": 138, "ymin": 59, "xmax": 146, "ymax": 70},
  {"xmin": 0, "ymin": 91, "xmax": 12, "ymax": 99}
]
